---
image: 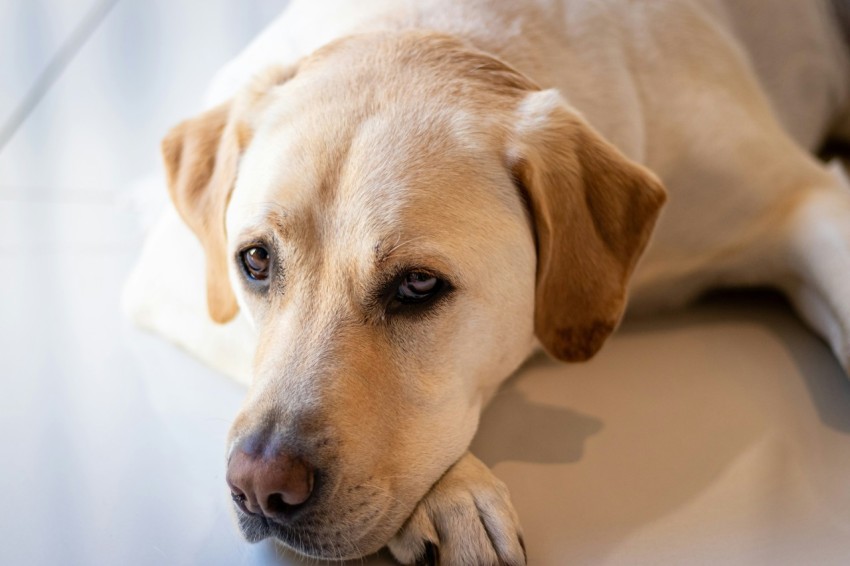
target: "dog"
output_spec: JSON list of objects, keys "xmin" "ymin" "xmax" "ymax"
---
[{"xmin": 123, "ymin": 0, "xmax": 850, "ymax": 563}]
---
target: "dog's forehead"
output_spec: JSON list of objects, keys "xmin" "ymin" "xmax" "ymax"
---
[{"xmin": 229, "ymin": 94, "xmax": 514, "ymax": 264}]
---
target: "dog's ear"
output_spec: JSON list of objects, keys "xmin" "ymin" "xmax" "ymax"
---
[
  {"xmin": 162, "ymin": 102, "xmax": 241, "ymax": 323},
  {"xmin": 161, "ymin": 65, "xmax": 298, "ymax": 323},
  {"xmin": 509, "ymin": 90, "xmax": 667, "ymax": 362}
]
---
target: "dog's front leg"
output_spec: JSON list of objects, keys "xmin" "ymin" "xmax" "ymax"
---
[
  {"xmin": 781, "ymin": 161, "xmax": 850, "ymax": 374},
  {"xmin": 387, "ymin": 452, "xmax": 525, "ymax": 566}
]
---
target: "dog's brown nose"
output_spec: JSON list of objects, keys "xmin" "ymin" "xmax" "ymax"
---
[{"xmin": 226, "ymin": 441, "xmax": 314, "ymax": 518}]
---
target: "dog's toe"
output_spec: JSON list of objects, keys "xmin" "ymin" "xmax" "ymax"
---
[{"xmin": 388, "ymin": 453, "xmax": 525, "ymax": 566}]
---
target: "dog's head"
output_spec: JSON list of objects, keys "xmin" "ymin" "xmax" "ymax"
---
[{"xmin": 162, "ymin": 31, "xmax": 665, "ymax": 559}]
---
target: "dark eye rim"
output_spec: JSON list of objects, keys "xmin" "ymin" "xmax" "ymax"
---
[
  {"xmin": 236, "ymin": 242, "xmax": 274, "ymax": 286},
  {"xmin": 382, "ymin": 267, "xmax": 453, "ymax": 314}
]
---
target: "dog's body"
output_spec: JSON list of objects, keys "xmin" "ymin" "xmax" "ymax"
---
[{"xmin": 124, "ymin": 0, "xmax": 850, "ymax": 563}]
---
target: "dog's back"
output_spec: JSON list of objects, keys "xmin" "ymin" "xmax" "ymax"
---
[{"xmin": 714, "ymin": 0, "xmax": 850, "ymax": 149}]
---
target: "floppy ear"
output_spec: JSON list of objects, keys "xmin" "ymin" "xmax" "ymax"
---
[
  {"xmin": 162, "ymin": 102, "xmax": 241, "ymax": 323},
  {"xmin": 161, "ymin": 65, "xmax": 298, "ymax": 323},
  {"xmin": 509, "ymin": 90, "xmax": 667, "ymax": 362}
]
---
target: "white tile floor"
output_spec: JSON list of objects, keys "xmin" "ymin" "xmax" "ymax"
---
[{"xmin": 4, "ymin": 2, "xmax": 850, "ymax": 565}]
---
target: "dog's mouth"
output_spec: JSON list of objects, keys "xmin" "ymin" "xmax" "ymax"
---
[
  {"xmin": 236, "ymin": 510, "xmax": 350, "ymax": 558},
  {"xmin": 231, "ymin": 485, "xmax": 396, "ymax": 560}
]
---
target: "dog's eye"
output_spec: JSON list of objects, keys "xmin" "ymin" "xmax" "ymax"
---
[
  {"xmin": 395, "ymin": 272, "xmax": 442, "ymax": 304},
  {"xmin": 241, "ymin": 246, "xmax": 271, "ymax": 280}
]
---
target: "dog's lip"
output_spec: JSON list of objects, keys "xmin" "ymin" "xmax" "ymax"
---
[
  {"xmin": 231, "ymin": 496, "xmax": 390, "ymax": 559},
  {"xmin": 230, "ymin": 500, "xmax": 304, "ymax": 533},
  {"xmin": 233, "ymin": 506, "xmax": 332, "ymax": 556},
  {"xmin": 235, "ymin": 509, "xmax": 273, "ymax": 543}
]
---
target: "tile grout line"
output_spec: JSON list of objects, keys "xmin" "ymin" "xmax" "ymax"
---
[{"xmin": 0, "ymin": 0, "xmax": 122, "ymax": 153}]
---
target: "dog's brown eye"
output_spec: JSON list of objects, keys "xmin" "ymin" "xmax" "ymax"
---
[
  {"xmin": 241, "ymin": 246, "xmax": 270, "ymax": 280},
  {"xmin": 396, "ymin": 272, "xmax": 441, "ymax": 303}
]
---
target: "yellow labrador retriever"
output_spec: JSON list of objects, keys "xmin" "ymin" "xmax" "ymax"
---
[{"xmin": 124, "ymin": 0, "xmax": 850, "ymax": 563}]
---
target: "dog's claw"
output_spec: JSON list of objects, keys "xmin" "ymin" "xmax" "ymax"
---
[
  {"xmin": 388, "ymin": 452, "xmax": 526, "ymax": 566},
  {"xmin": 416, "ymin": 542, "xmax": 438, "ymax": 566}
]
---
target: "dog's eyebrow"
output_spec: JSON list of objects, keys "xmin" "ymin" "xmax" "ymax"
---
[
  {"xmin": 258, "ymin": 206, "xmax": 289, "ymax": 236},
  {"xmin": 236, "ymin": 206, "xmax": 291, "ymax": 242},
  {"xmin": 373, "ymin": 236, "xmax": 430, "ymax": 266}
]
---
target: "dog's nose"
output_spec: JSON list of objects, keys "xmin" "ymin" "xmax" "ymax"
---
[{"xmin": 226, "ymin": 438, "xmax": 315, "ymax": 518}]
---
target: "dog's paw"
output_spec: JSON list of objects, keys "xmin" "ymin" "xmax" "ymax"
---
[{"xmin": 387, "ymin": 452, "xmax": 525, "ymax": 566}]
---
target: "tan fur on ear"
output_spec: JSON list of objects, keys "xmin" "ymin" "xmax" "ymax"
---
[
  {"xmin": 510, "ymin": 90, "xmax": 667, "ymax": 361},
  {"xmin": 162, "ymin": 102, "xmax": 241, "ymax": 323},
  {"xmin": 161, "ymin": 64, "xmax": 299, "ymax": 323}
]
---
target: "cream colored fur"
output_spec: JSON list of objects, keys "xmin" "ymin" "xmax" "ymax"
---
[{"xmin": 123, "ymin": 0, "xmax": 850, "ymax": 563}]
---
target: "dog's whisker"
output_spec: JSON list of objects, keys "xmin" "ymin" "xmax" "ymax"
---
[
  {"xmin": 335, "ymin": 520, "xmax": 364, "ymax": 562},
  {"xmin": 356, "ymin": 482, "xmax": 408, "ymax": 510},
  {"xmin": 382, "ymin": 235, "xmax": 428, "ymax": 259}
]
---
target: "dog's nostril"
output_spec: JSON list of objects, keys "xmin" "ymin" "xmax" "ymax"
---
[
  {"xmin": 231, "ymin": 490, "xmax": 247, "ymax": 505},
  {"xmin": 228, "ymin": 485, "xmax": 261, "ymax": 516},
  {"xmin": 255, "ymin": 457, "xmax": 314, "ymax": 515},
  {"xmin": 226, "ymin": 436, "xmax": 316, "ymax": 520},
  {"xmin": 265, "ymin": 492, "xmax": 298, "ymax": 516}
]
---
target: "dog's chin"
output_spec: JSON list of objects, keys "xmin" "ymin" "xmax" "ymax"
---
[{"xmin": 233, "ymin": 505, "xmax": 394, "ymax": 561}]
